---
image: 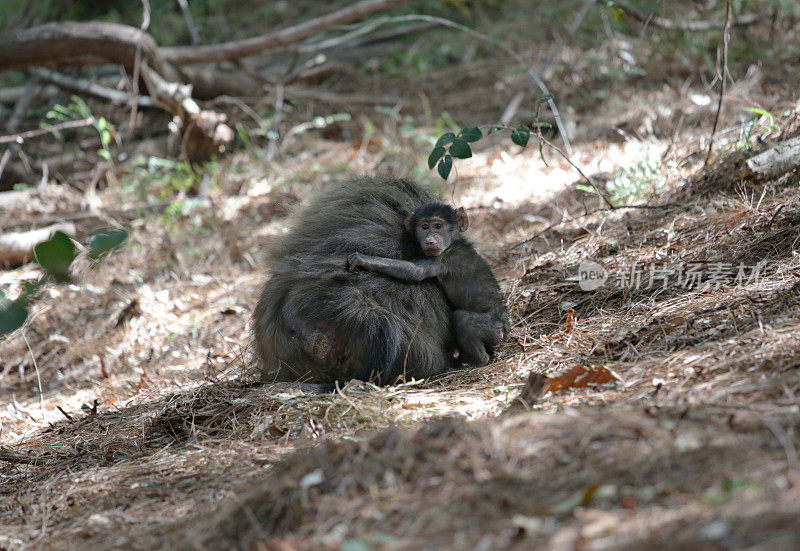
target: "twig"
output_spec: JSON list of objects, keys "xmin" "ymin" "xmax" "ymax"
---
[
  {"xmin": 401, "ymin": 317, "xmax": 424, "ymax": 384},
  {"xmin": 160, "ymin": 0, "xmax": 411, "ymax": 64},
  {"xmin": 764, "ymin": 418, "xmax": 800, "ymax": 472},
  {"xmin": 56, "ymin": 405, "xmax": 73, "ymax": 421},
  {"xmin": 0, "ymin": 148, "xmax": 11, "ymax": 183},
  {"xmin": 540, "ymin": 0, "xmax": 597, "ymax": 73},
  {"xmin": 539, "ymin": 135, "xmax": 614, "ymax": 208},
  {"xmin": 0, "ymin": 451, "xmax": 48, "ymax": 465},
  {"xmin": 381, "ymin": 14, "xmax": 574, "ymax": 158},
  {"xmin": 21, "ymin": 331, "xmax": 45, "ymax": 422},
  {"xmin": 176, "ymin": 0, "xmax": 200, "ymax": 45},
  {"xmin": 0, "ymin": 118, "xmax": 95, "ymax": 144},
  {"xmin": 267, "ymin": 85, "xmax": 284, "ymax": 161},
  {"xmin": 128, "ymin": 0, "xmax": 151, "ymax": 138},
  {"xmin": 30, "ymin": 69, "xmax": 155, "ymax": 108},
  {"xmin": 499, "ymin": 92, "xmax": 525, "ymax": 129},
  {"xmin": 705, "ymin": 0, "xmax": 733, "ymax": 165},
  {"xmin": 6, "ymin": 74, "xmax": 41, "ymax": 133}
]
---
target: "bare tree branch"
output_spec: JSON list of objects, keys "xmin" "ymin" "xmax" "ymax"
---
[
  {"xmin": 705, "ymin": 0, "xmax": 733, "ymax": 165},
  {"xmin": 160, "ymin": 0, "xmax": 411, "ymax": 64}
]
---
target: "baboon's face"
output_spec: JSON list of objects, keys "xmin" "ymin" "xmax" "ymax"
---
[{"xmin": 412, "ymin": 217, "xmax": 455, "ymax": 257}]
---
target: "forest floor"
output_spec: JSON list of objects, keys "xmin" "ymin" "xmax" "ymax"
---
[{"xmin": 2, "ymin": 3, "xmax": 800, "ymax": 550}]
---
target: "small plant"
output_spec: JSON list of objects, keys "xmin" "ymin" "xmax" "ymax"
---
[
  {"xmin": 742, "ymin": 106, "xmax": 777, "ymax": 142},
  {"xmin": 0, "ymin": 228, "xmax": 128, "ymax": 337},
  {"xmin": 427, "ymin": 93, "xmax": 553, "ymax": 180},
  {"xmin": 43, "ymin": 95, "xmax": 116, "ymax": 171},
  {"xmin": 577, "ymin": 143, "xmax": 670, "ymax": 205},
  {"xmin": 124, "ymin": 156, "xmax": 212, "ymax": 204}
]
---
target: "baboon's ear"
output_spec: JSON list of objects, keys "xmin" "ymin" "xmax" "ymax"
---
[
  {"xmin": 404, "ymin": 212, "xmax": 414, "ymax": 232},
  {"xmin": 456, "ymin": 207, "xmax": 469, "ymax": 232}
]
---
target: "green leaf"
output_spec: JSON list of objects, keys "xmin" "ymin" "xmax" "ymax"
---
[
  {"xmin": 96, "ymin": 117, "xmax": 106, "ymax": 132},
  {"xmin": 434, "ymin": 132, "xmax": 456, "ymax": 148},
  {"xmin": 511, "ymin": 125, "xmax": 530, "ymax": 147},
  {"xmin": 428, "ymin": 146, "xmax": 446, "ymax": 169},
  {"xmin": 34, "ymin": 231, "xmax": 75, "ymax": 281},
  {"xmin": 100, "ymin": 130, "xmax": 111, "ymax": 147},
  {"xmin": 536, "ymin": 92, "xmax": 554, "ymax": 104},
  {"xmin": 87, "ymin": 228, "xmax": 128, "ymax": 260},
  {"xmin": 70, "ymin": 95, "xmax": 90, "ymax": 118},
  {"xmin": 98, "ymin": 149, "xmax": 111, "ymax": 161},
  {"xmin": 437, "ymin": 155, "xmax": 453, "ymax": 180},
  {"xmin": 449, "ymin": 138, "xmax": 472, "ymax": 159},
  {"xmin": 459, "ymin": 126, "xmax": 483, "ymax": 142},
  {"xmin": 0, "ymin": 298, "xmax": 28, "ymax": 337}
]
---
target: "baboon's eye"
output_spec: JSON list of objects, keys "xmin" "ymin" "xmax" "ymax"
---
[
  {"xmin": 434, "ymin": 223, "xmax": 443, "ymax": 229},
  {"xmin": 421, "ymin": 223, "xmax": 429, "ymax": 230}
]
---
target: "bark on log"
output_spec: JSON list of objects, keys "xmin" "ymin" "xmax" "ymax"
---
[
  {"xmin": 0, "ymin": 21, "xmax": 177, "ymax": 80},
  {"xmin": 745, "ymin": 137, "xmax": 800, "ymax": 180}
]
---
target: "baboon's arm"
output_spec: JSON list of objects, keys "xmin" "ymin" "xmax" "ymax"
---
[{"xmin": 347, "ymin": 253, "xmax": 441, "ymax": 282}]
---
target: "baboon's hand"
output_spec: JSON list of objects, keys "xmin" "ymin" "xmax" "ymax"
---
[{"xmin": 347, "ymin": 253, "xmax": 365, "ymax": 271}]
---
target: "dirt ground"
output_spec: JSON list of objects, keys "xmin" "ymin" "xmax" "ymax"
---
[{"xmin": 2, "ymin": 3, "xmax": 800, "ymax": 550}]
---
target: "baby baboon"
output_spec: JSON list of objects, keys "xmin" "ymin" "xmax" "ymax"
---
[
  {"xmin": 254, "ymin": 176, "xmax": 454, "ymax": 385},
  {"xmin": 347, "ymin": 201, "xmax": 507, "ymax": 367}
]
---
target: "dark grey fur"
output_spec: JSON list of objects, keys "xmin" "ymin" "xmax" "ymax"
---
[{"xmin": 254, "ymin": 176, "xmax": 457, "ymax": 385}]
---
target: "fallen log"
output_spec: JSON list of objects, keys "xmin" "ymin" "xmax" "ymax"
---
[
  {"xmin": 0, "ymin": 21, "xmax": 177, "ymax": 80},
  {"xmin": 745, "ymin": 137, "xmax": 800, "ymax": 180}
]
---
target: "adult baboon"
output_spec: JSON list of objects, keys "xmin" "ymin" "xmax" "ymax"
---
[{"xmin": 253, "ymin": 176, "xmax": 504, "ymax": 385}]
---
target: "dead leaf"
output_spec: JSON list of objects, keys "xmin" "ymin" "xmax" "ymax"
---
[{"xmin": 545, "ymin": 365, "xmax": 616, "ymax": 393}]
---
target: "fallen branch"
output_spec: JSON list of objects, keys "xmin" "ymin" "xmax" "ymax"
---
[
  {"xmin": 0, "ymin": 118, "xmax": 95, "ymax": 145},
  {"xmin": 139, "ymin": 63, "xmax": 233, "ymax": 163},
  {"xmin": 0, "ymin": 21, "xmax": 176, "ymax": 79},
  {"xmin": 745, "ymin": 136, "xmax": 800, "ymax": 180},
  {"xmin": 30, "ymin": 68, "xmax": 155, "ymax": 107},
  {"xmin": 160, "ymin": 0, "xmax": 411, "ymax": 64}
]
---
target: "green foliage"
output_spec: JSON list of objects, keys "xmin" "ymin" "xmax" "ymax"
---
[
  {"xmin": 34, "ymin": 231, "xmax": 75, "ymax": 283},
  {"xmin": 124, "ymin": 156, "xmax": 211, "ymax": 205},
  {"xmin": 1, "ymin": 228, "xmax": 127, "ymax": 337},
  {"xmin": 576, "ymin": 143, "xmax": 670, "ymax": 205},
  {"xmin": 0, "ymin": 290, "xmax": 29, "ymax": 337},
  {"xmin": 510, "ymin": 125, "xmax": 530, "ymax": 147},
  {"xmin": 87, "ymin": 228, "xmax": 129, "ymax": 260},
  {"xmin": 742, "ymin": 106, "xmax": 777, "ymax": 142},
  {"xmin": 427, "ymin": 95, "xmax": 551, "ymax": 180},
  {"xmin": 437, "ymin": 154, "xmax": 453, "ymax": 179},
  {"xmin": 44, "ymin": 95, "xmax": 116, "ymax": 172}
]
